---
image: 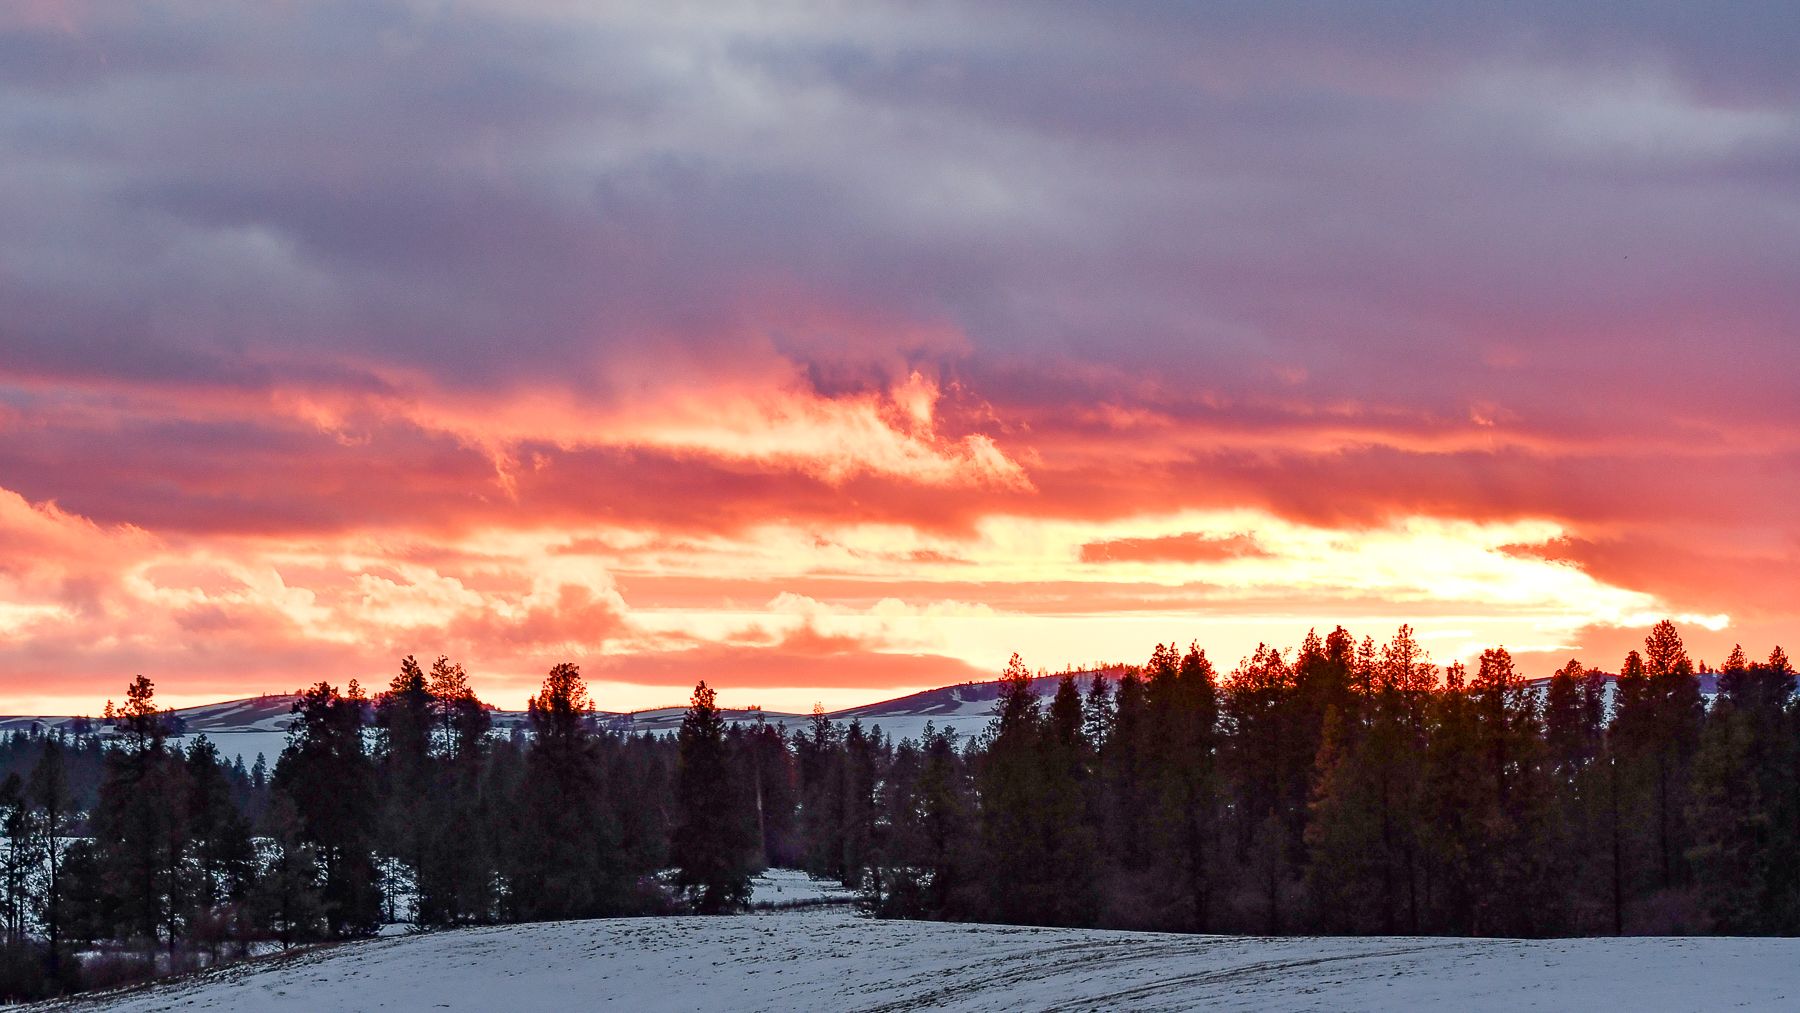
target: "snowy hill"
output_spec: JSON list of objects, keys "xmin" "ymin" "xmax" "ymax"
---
[
  {"xmin": 1522, "ymin": 671, "xmax": 1720, "ymax": 709},
  {"xmin": 3, "ymin": 666, "xmax": 1717, "ymax": 769},
  {"xmin": 174, "ymin": 695, "xmax": 306, "ymax": 733},
  {"xmin": 0, "ymin": 671, "xmax": 1106, "ymax": 766},
  {"xmin": 25, "ymin": 906, "xmax": 1799, "ymax": 1012}
]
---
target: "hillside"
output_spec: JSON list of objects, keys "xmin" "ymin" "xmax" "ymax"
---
[
  {"xmin": 0, "ymin": 667, "xmax": 1714, "ymax": 769},
  {"xmin": 0, "ymin": 671, "xmax": 1109, "ymax": 765},
  {"xmin": 28, "ymin": 907, "xmax": 1798, "ymax": 1012}
]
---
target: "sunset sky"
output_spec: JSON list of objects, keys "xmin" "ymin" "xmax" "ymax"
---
[{"xmin": 2, "ymin": 3, "xmax": 1797, "ymax": 714}]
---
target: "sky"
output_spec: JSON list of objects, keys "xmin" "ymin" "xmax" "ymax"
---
[{"xmin": 2, "ymin": 2, "xmax": 1798, "ymax": 714}]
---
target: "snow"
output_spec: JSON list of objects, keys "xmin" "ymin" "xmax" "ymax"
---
[
  {"xmin": 175, "ymin": 697, "xmax": 298, "ymax": 733},
  {"xmin": 746, "ymin": 869, "xmax": 855, "ymax": 907},
  {"xmin": 847, "ymin": 713, "xmax": 990, "ymax": 744},
  {"xmin": 28, "ymin": 909, "xmax": 1800, "ymax": 1012},
  {"xmin": 0, "ymin": 670, "xmax": 1722, "ymax": 772},
  {"xmin": 170, "ymin": 730, "xmax": 290, "ymax": 770}
]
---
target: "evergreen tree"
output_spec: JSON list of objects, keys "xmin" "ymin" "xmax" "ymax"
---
[
  {"xmin": 1542, "ymin": 659, "xmax": 1611, "ymax": 931},
  {"xmin": 1304, "ymin": 705, "xmax": 1386, "ymax": 932},
  {"xmin": 1421, "ymin": 661, "xmax": 1481, "ymax": 933},
  {"xmin": 429, "ymin": 656, "xmax": 490, "ymax": 764},
  {"xmin": 1642, "ymin": 620, "xmax": 1703, "ymax": 889},
  {"xmin": 1364, "ymin": 626, "xmax": 1434, "ymax": 933},
  {"xmin": 183, "ymin": 736, "xmax": 255, "ymax": 954},
  {"xmin": 373, "ymin": 656, "xmax": 432, "ymax": 923},
  {"xmin": 1688, "ymin": 645, "xmax": 1797, "ymax": 932},
  {"xmin": 273, "ymin": 681, "xmax": 381, "ymax": 938},
  {"xmin": 1467, "ymin": 647, "xmax": 1553, "ymax": 935},
  {"xmin": 672, "ymin": 682, "xmax": 754, "ymax": 913},
  {"xmin": 1225, "ymin": 643, "xmax": 1293, "ymax": 932},
  {"xmin": 838, "ymin": 720, "xmax": 882, "ymax": 895},
  {"xmin": 0, "ymin": 776, "xmax": 32, "ymax": 947},
  {"xmin": 977, "ymin": 654, "xmax": 1055, "ymax": 924},
  {"xmin": 795, "ymin": 706, "xmax": 846, "ymax": 882},
  {"xmin": 251, "ymin": 794, "xmax": 326, "ymax": 949},
  {"xmin": 28, "ymin": 741, "xmax": 75, "ymax": 981},
  {"xmin": 743, "ymin": 720, "xmax": 801, "ymax": 868},
  {"xmin": 510, "ymin": 663, "xmax": 629, "ymax": 920},
  {"xmin": 1095, "ymin": 662, "xmax": 1153, "ymax": 924},
  {"xmin": 90, "ymin": 676, "xmax": 190, "ymax": 950},
  {"xmin": 873, "ymin": 724, "xmax": 975, "ymax": 920},
  {"xmin": 1042, "ymin": 673, "xmax": 1100, "ymax": 925},
  {"xmin": 37, "ymin": 620, "xmax": 1800, "ymax": 970},
  {"xmin": 55, "ymin": 840, "xmax": 105, "ymax": 955},
  {"xmin": 1082, "ymin": 669, "xmax": 1115, "ymax": 748}
]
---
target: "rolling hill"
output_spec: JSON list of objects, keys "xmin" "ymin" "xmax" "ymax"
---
[
  {"xmin": 25, "ymin": 905, "xmax": 1797, "ymax": 1012},
  {"xmin": 2, "ymin": 667, "xmax": 1713, "ymax": 769}
]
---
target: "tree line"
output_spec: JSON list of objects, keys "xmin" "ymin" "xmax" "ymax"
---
[
  {"xmin": 0, "ymin": 619, "xmax": 1793, "ymax": 1000},
  {"xmin": 853, "ymin": 621, "xmax": 1797, "ymax": 940},
  {"xmin": 0, "ymin": 658, "xmax": 771, "ymax": 1000}
]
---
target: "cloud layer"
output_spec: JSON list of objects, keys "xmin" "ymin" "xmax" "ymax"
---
[{"xmin": 2, "ymin": 2, "xmax": 1796, "ymax": 711}]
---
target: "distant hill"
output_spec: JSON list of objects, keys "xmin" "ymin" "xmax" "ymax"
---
[
  {"xmin": 1, "ymin": 665, "xmax": 1721, "ymax": 766},
  {"xmin": 0, "ymin": 668, "xmax": 1126, "ymax": 762},
  {"xmin": 1522, "ymin": 671, "xmax": 1721, "ymax": 700}
]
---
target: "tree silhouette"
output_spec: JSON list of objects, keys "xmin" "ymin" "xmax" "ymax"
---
[
  {"xmin": 672, "ymin": 681, "xmax": 753, "ymax": 913},
  {"xmin": 273, "ymin": 682, "xmax": 380, "ymax": 938}
]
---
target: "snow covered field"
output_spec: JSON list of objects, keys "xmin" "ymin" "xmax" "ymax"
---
[
  {"xmin": 745, "ymin": 868, "xmax": 856, "ymax": 907},
  {"xmin": 28, "ymin": 907, "xmax": 1799, "ymax": 1012}
]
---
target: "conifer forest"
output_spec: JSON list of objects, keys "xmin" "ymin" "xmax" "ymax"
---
[{"xmin": 0, "ymin": 619, "xmax": 1795, "ymax": 1000}]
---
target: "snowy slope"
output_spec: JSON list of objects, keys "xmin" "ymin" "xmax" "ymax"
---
[
  {"xmin": 176, "ymin": 696, "xmax": 302, "ymax": 733},
  {"xmin": 5, "ymin": 667, "xmax": 1716, "ymax": 769},
  {"xmin": 745, "ymin": 868, "xmax": 856, "ymax": 907},
  {"xmin": 27, "ymin": 908, "xmax": 1799, "ymax": 1012},
  {"xmin": 826, "ymin": 671, "xmax": 1121, "ymax": 743},
  {"xmin": 1523, "ymin": 671, "xmax": 1719, "ymax": 711},
  {"xmin": 172, "ymin": 731, "xmax": 290, "ymax": 770}
]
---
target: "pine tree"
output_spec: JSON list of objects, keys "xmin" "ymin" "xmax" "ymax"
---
[
  {"xmin": 977, "ymin": 654, "xmax": 1056, "ymax": 924},
  {"xmin": 54, "ymin": 840, "xmax": 105, "ymax": 957},
  {"xmin": 183, "ymin": 736, "xmax": 255, "ymax": 954},
  {"xmin": 1304, "ymin": 705, "xmax": 1385, "ymax": 932},
  {"xmin": 672, "ymin": 682, "xmax": 754, "ymax": 913},
  {"xmin": 1542, "ymin": 658, "xmax": 1611, "ymax": 931},
  {"xmin": 1083, "ymin": 669, "xmax": 1115, "ymax": 747},
  {"xmin": 1688, "ymin": 645, "xmax": 1797, "ymax": 932},
  {"xmin": 743, "ymin": 720, "xmax": 801, "ymax": 868},
  {"xmin": 839, "ymin": 720, "xmax": 882, "ymax": 895},
  {"xmin": 428, "ymin": 656, "xmax": 489, "ymax": 763},
  {"xmin": 28, "ymin": 740, "xmax": 75, "ymax": 981},
  {"xmin": 0, "ymin": 775, "xmax": 32, "ymax": 947},
  {"xmin": 1099, "ymin": 662, "xmax": 1153, "ymax": 922},
  {"xmin": 251, "ymin": 794, "xmax": 325, "ymax": 949},
  {"xmin": 917, "ymin": 726, "xmax": 975, "ymax": 918},
  {"xmin": 90, "ymin": 676, "xmax": 190, "ymax": 950},
  {"xmin": 1467, "ymin": 647, "xmax": 1553, "ymax": 935},
  {"xmin": 273, "ymin": 682, "xmax": 381, "ymax": 938},
  {"xmin": 1421, "ymin": 661, "xmax": 1480, "ymax": 933},
  {"xmin": 1642, "ymin": 620, "xmax": 1703, "ymax": 889},
  {"xmin": 373, "ymin": 656, "xmax": 432, "ymax": 924},
  {"xmin": 1043, "ymin": 673, "xmax": 1100, "ymax": 925},
  {"xmin": 377, "ymin": 656, "xmax": 494, "ymax": 927},
  {"xmin": 511, "ymin": 663, "xmax": 628, "ymax": 920},
  {"xmin": 1225, "ymin": 643, "xmax": 1292, "ymax": 932},
  {"xmin": 795, "ymin": 705, "xmax": 846, "ymax": 882}
]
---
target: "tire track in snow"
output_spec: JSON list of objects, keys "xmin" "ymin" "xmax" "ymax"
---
[{"xmin": 1037, "ymin": 941, "xmax": 1478, "ymax": 1012}]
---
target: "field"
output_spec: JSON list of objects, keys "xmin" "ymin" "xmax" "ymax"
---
[{"xmin": 28, "ymin": 905, "xmax": 1798, "ymax": 1012}]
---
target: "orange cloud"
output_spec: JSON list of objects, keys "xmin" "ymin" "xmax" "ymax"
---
[{"xmin": 1078, "ymin": 532, "xmax": 1268, "ymax": 564}]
